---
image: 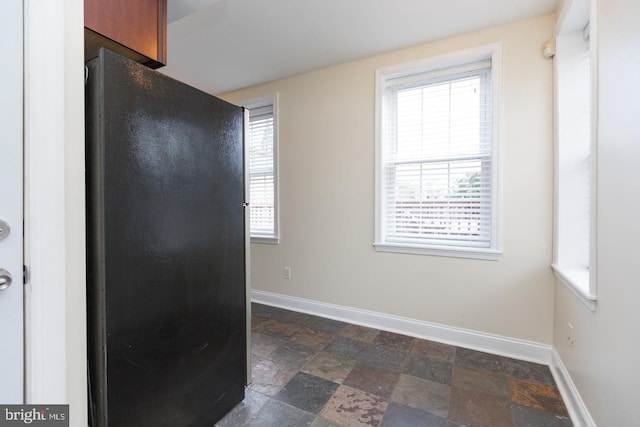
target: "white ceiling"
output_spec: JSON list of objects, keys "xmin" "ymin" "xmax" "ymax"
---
[{"xmin": 162, "ymin": 0, "xmax": 559, "ymax": 94}]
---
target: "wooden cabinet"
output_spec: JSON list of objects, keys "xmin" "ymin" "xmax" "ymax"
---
[{"xmin": 84, "ymin": 0, "xmax": 167, "ymax": 69}]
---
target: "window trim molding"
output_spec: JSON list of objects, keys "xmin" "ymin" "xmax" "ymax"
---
[
  {"xmin": 242, "ymin": 93, "xmax": 280, "ymax": 245},
  {"xmin": 551, "ymin": 264, "xmax": 597, "ymax": 311},
  {"xmin": 374, "ymin": 42, "xmax": 502, "ymax": 260},
  {"xmin": 552, "ymin": 0, "xmax": 598, "ymax": 310}
]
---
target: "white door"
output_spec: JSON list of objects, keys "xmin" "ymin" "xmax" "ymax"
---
[{"xmin": 0, "ymin": 0, "xmax": 25, "ymax": 403}]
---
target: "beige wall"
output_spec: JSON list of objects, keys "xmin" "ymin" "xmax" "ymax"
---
[
  {"xmin": 553, "ymin": 0, "xmax": 640, "ymax": 424},
  {"xmin": 224, "ymin": 14, "xmax": 556, "ymax": 344}
]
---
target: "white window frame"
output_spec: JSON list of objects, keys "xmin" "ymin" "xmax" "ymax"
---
[
  {"xmin": 552, "ymin": 0, "xmax": 598, "ymax": 311},
  {"xmin": 243, "ymin": 94, "xmax": 280, "ymax": 244},
  {"xmin": 374, "ymin": 43, "xmax": 502, "ymax": 260}
]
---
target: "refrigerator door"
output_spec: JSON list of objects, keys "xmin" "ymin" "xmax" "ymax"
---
[{"xmin": 86, "ymin": 49, "xmax": 246, "ymax": 427}]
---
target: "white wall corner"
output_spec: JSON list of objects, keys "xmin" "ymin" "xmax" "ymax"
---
[{"xmin": 550, "ymin": 348, "xmax": 597, "ymax": 427}]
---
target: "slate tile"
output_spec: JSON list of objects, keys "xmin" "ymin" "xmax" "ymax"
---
[
  {"xmin": 343, "ymin": 365, "xmax": 400, "ymax": 399},
  {"xmin": 307, "ymin": 317, "xmax": 348, "ymax": 334},
  {"xmin": 260, "ymin": 319, "xmax": 302, "ymax": 339},
  {"xmin": 373, "ymin": 331, "xmax": 415, "ymax": 351},
  {"xmin": 324, "ymin": 335, "xmax": 371, "ymax": 359},
  {"xmin": 291, "ymin": 326, "xmax": 334, "ymax": 350},
  {"xmin": 411, "ymin": 340, "xmax": 456, "ymax": 362},
  {"xmin": 245, "ymin": 399, "xmax": 315, "ymax": 427},
  {"xmin": 251, "ymin": 354, "xmax": 264, "ymax": 370},
  {"xmin": 285, "ymin": 310, "xmax": 318, "ymax": 326},
  {"xmin": 501, "ymin": 359, "xmax": 555, "ymax": 385},
  {"xmin": 404, "ymin": 354, "xmax": 453, "ymax": 385},
  {"xmin": 391, "ymin": 373, "xmax": 450, "ymax": 419},
  {"xmin": 269, "ymin": 341, "xmax": 317, "ymax": 367},
  {"xmin": 511, "ymin": 404, "xmax": 573, "ymax": 427},
  {"xmin": 250, "ymin": 358, "xmax": 300, "ymax": 396},
  {"xmin": 454, "ymin": 347, "xmax": 506, "ymax": 373},
  {"xmin": 508, "ymin": 378, "xmax": 569, "ymax": 417},
  {"xmin": 251, "ymin": 303, "xmax": 293, "ymax": 319},
  {"xmin": 381, "ymin": 402, "xmax": 447, "ymax": 427},
  {"xmin": 302, "ymin": 350, "xmax": 357, "ymax": 384},
  {"xmin": 339, "ymin": 324, "xmax": 381, "ymax": 343},
  {"xmin": 252, "ymin": 331, "xmax": 286, "ymax": 358},
  {"xmin": 451, "ymin": 365, "xmax": 509, "ymax": 398},
  {"xmin": 320, "ymin": 385, "xmax": 388, "ymax": 427},
  {"xmin": 448, "ymin": 386, "xmax": 513, "ymax": 427},
  {"xmin": 357, "ymin": 345, "xmax": 408, "ymax": 373},
  {"xmin": 275, "ymin": 372, "xmax": 340, "ymax": 414},
  {"xmin": 266, "ymin": 306, "xmax": 293, "ymax": 322},
  {"xmin": 252, "ymin": 315, "xmax": 273, "ymax": 331},
  {"xmin": 311, "ymin": 416, "xmax": 342, "ymax": 427},
  {"xmin": 251, "ymin": 303, "xmax": 274, "ymax": 317}
]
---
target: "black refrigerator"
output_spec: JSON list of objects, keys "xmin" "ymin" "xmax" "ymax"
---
[{"xmin": 85, "ymin": 49, "xmax": 247, "ymax": 427}]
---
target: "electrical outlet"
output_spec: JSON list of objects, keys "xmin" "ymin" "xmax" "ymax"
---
[
  {"xmin": 567, "ymin": 323, "xmax": 574, "ymax": 347},
  {"xmin": 284, "ymin": 266, "xmax": 292, "ymax": 279}
]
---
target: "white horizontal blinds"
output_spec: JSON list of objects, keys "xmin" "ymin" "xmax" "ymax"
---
[
  {"xmin": 383, "ymin": 60, "xmax": 493, "ymax": 247},
  {"xmin": 248, "ymin": 104, "xmax": 275, "ymax": 237}
]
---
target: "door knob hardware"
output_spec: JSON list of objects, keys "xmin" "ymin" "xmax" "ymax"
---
[
  {"xmin": 0, "ymin": 269, "xmax": 12, "ymax": 291},
  {"xmin": 0, "ymin": 219, "xmax": 10, "ymax": 241}
]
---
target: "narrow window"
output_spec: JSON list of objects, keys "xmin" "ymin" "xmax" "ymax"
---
[
  {"xmin": 246, "ymin": 95, "xmax": 279, "ymax": 243},
  {"xmin": 552, "ymin": 0, "xmax": 597, "ymax": 310}
]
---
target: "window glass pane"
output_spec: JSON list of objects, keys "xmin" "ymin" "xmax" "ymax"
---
[
  {"xmin": 248, "ymin": 109, "xmax": 275, "ymax": 237},
  {"xmin": 386, "ymin": 159, "xmax": 490, "ymax": 246},
  {"xmin": 394, "ymin": 72, "xmax": 490, "ymax": 162}
]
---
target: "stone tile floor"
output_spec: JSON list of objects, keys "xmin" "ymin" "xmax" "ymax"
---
[{"xmin": 216, "ymin": 303, "xmax": 572, "ymax": 427}]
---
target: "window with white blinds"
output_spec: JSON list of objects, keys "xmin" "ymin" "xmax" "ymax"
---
[
  {"xmin": 247, "ymin": 96, "xmax": 279, "ymax": 243},
  {"xmin": 375, "ymin": 45, "xmax": 501, "ymax": 259}
]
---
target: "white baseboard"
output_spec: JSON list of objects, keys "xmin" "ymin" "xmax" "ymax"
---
[
  {"xmin": 550, "ymin": 348, "xmax": 597, "ymax": 427},
  {"xmin": 252, "ymin": 290, "xmax": 595, "ymax": 425},
  {"xmin": 252, "ymin": 290, "xmax": 551, "ymax": 365}
]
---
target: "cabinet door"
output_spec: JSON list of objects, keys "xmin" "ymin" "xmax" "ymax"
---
[{"xmin": 85, "ymin": 0, "xmax": 166, "ymax": 68}]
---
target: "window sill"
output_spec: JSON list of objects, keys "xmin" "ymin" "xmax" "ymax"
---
[
  {"xmin": 551, "ymin": 264, "xmax": 597, "ymax": 311},
  {"xmin": 373, "ymin": 242, "xmax": 501, "ymax": 261},
  {"xmin": 251, "ymin": 236, "xmax": 280, "ymax": 245}
]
